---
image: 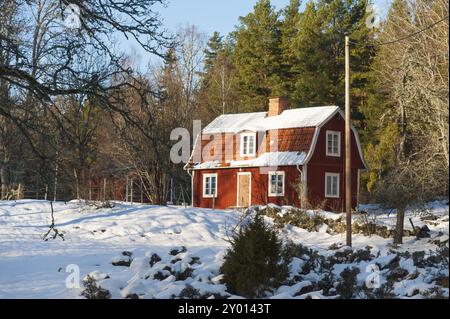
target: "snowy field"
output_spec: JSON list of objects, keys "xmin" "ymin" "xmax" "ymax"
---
[{"xmin": 0, "ymin": 199, "xmax": 448, "ymax": 299}]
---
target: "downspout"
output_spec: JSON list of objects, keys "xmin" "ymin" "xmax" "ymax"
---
[{"xmin": 296, "ymin": 164, "xmax": 303, "ymax": 209}]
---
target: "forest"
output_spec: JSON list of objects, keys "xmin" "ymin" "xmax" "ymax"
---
[{"xmin": 0, "ymin": 0, "xmax": 448, "ymax": 208}]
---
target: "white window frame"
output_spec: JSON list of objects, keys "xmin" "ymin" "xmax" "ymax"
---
[
  {"xmin": 203, "ymin": 173, "xmax": 218, "ymax": 198},
  {"xmin": 268, "ymin": 171, "xmax": 285, "ymax": 197},
  {"xmin": 240, "ymin": 132, "xmax": 256, "ymax": 157},
  {"xmin": 326, "ymin": 130, "xmax": 341, "ymax": 157},
  {"xmin": 325, "ymin": 172, "xmax": 340, "ymax": 198}
]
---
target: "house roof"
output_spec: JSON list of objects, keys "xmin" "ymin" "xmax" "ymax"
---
[
  {"xmin": 185, "ymin": 105, "xmax": 367, "ymax": 170},
  {"xmin": 203, "ymin": 106, "xmax": 340, "ymax": 134},
  {"xmin": 191, "ymin": 152, "xmax": 308, "ymax": 170}
]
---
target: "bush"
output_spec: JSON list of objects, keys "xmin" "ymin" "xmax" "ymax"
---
[
  {"xmin": 336, "ymin": 267, "xmax": 360, "ymax": 299},
  {"xmin": 81, "ymin": 276, "xmax": 111, "ymax": 299},
  {"xmin": 220, "ymin": 214, "xmax": 289, "ymax": 298}
]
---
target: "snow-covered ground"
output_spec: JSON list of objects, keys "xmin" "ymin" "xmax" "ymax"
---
[{"xmin": 0, "ymin": 199, "xmax": 448, "ymax": 299}]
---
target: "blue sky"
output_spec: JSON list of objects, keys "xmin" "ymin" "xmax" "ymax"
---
[
  {"xmin": 126, "ymin": 0, "xmax": 393, "ymax": 69},
  {"xmin": 159, "ymin": 0, "xmax": 392, "ymax": 36}
]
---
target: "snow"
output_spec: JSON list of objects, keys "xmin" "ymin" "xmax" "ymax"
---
[
  {"xmin": 202, "ymin": 106, "xmax": 339, "ymax": 134},
  {"xmin": 0, "ymin": 199, "xmax": 448, "ymax": 299},
  {"xmin": 192, "ymin": 151, "xmax": 308, "ymax": 169},
  {"xmin": 203, "ymin": 112, "xmax": 267, "ymax": 134},
  {"xmin": 229, "ymin": 151, "xmax": 307, "ymax": 167}
]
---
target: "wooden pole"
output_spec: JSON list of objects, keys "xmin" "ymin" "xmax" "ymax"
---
[
  {"xmin": 345, "ymin": 36, "xmax": 352, "ymax": 247},
  {"xmin": 140, "ymin": 176, "xmax": 143, "ymax": 204},
  {"xmin": 103, "ymin": 178, "xmax": 106, "ymax": 202},
  {"xmin": 74, "ymin": 168, "xmax": 80, "ymax": 200},
  {"xmin": 125, "ymin": 176, "xmax": 129, "ymax": 202},
  {"xmin": 130, "ymin": 177, "xmax": 134, "ymax": 204},
  {"xmin": 89, "ymin": 179, "xmax": 92, "ymax": 201}
]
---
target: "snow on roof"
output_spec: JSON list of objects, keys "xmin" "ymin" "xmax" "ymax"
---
[
  {"xmin": 203, "ymin": 112, "xmax": 267, "ymax": 134},
  {"xmin": 203, "ymin": 106, "xmax": 340, "ymax": 134},
  {"xmin": 192, "ymin": 151, "xmax": 307, "ymax": 169}
]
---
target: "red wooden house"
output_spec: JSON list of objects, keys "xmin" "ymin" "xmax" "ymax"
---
[{"xmin": 185, "ymin": 97, "xmax": 367, "ymax": 212}]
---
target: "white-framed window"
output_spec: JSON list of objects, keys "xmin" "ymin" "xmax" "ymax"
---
[
  {"xmin": 203, "ymin": 173, "xmax": 218, "ymax": 198},
  {"xmin": 325, "ymin": 173, "xmax": 340, "ymax": 198},
  {"xmin": 326, "ymin": 131, "xmax": 341, "ymax": 157},
  {"xmin": 240, "ymin": 133, "xmax": 256, "ymax": 157},
  {"xmin": 268, "ymin": 171, "xmax": 285, "ymax": 197}
]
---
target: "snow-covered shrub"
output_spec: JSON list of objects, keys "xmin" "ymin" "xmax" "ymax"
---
[
  {"xmin": 220, "ymin": 213, "xmax": 289, "ymax": 298},
  {"xmin": 81, "ymin": 276, "xmax": 111, "ymax": 299},
  {"xmin": 149, "ymin": 253, "xmax": 161, "ymax": 267},
  {"xmin": 178, "ymin": 285, "xmax": 202, "ymax": 299},
  {"xmin": 336, "ymin": 267, "xmax": 360, "ymax": 299},
  {"xmin": 111, "ymin": 251, "xmax": 133, "ymax": 267}
]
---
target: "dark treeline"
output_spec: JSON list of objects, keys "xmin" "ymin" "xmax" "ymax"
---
[{"xmin": 0, "ymin": 0, "xmax": 448, "ymax": 208}]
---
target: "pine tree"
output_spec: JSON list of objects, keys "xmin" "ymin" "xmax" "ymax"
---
[
  {"xmin": 279, "ymin": 0, "xmax": 302, "ymax": 101},
  {"xmin": 292, "ymin": 0, "xmax": 374, "ymax": 116},
  {"xmin": 232, "ymin": 0, "xmax": 283, "ymax": 112},
  {"xmin": 204, "ymin": 32, "xmax": 224, "ymax": 74}
]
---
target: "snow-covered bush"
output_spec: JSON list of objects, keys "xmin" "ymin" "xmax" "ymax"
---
[
  {"xmin": 220, "ymin": 213, "xmax": 289, "ymax": 298},
  {"xmin": 81, "ymin": 276, "xmax": 111, "ymax": 299}
]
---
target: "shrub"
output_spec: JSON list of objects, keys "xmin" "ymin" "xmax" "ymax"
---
[
  {"xmin": 178, "ymin": 285, "xmax": 202, "ymax": 299},
  {"xmin": 220, "ymin": 214, "xmax": 289, "ymax": 298},
  {"xmin": 81, "ymin": 276, "xmax": 111, "ymax": 299},
  {"xmin": 336, "ymin": 267, "xmax": 360, "ymax": 299}
]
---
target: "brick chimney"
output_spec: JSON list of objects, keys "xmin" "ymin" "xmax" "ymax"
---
[{"xmin": 268, "ymin": 97, "xmax": 289, "ymax": 117}]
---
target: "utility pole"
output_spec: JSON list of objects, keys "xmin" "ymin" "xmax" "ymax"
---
[{"xmin": 345, "ymin": 36, "xmax": 352, "ymax": 247}]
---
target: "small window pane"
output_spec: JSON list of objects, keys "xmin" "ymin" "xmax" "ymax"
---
[{"xmin": 327, "ymin": 176, "xmax": 332, "ymax": 195}]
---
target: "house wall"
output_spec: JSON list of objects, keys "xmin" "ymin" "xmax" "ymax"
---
[
  {"xmin": 191, "ymin": 113, "xmax": 367, "ymax": 212},
  {"xmin": 193, "ymin": 166, "xmax": 302, "ymax": 209},
  {"xmin": 306, "ymin": 113, "xmax": 365, "ymax": 211}
]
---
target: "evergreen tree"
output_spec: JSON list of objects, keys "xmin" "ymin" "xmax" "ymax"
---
[
  {"xmin": 280, "ymin": 0, "xmax": 302, "ymax": 100},
  {"xmin": 232, "ymin": 0, "xmax": 283, "ymax": 112},
  {"xmin": 204, "ymin": 32, "xmax": 224, "ymax": 74},
  {"xmin": 292, "ymin": 0, "xmax": 374, "ymax": 119}
]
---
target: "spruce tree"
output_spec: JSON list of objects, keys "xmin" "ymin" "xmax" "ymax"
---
[
  {"xmin": 232, "ymin": 0, "xmax": 283, "ymax": 112},
  {"xmin": 280, "ymin": 0, "xmax": 302, "ymax": 101}
]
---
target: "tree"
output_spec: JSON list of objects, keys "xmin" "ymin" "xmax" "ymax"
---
[
  {"xmin": 0, "ymin": 0, "xmax": 171, "ymax": 158},
  {"xmin": 203, "ymin": 31, "xmax": 224, "ymax": 73},
  {"xmin": 368, "ymin": 0, "xmax": 449, "ymax": 243},
  {"xmin": 232, "ymin": 0, "xmax": 283, "ymax": 111},
  {"xmin": 292, "ymin": 0, "xmax": 374, "ymax": 119},
  {"xmin": 374, "ymin": 160, "xmax": 446, "ymax": 244},
  {"xmin": 279, "ymin": 0, "xmax": 302, "ymax": 99},
  {"xmin": 220, "ymin": 213, "xmax": 289, "ymax": 298},
  {"xmin": 198, "ymin": 34, "xmax": 239, "ymax": 119}
]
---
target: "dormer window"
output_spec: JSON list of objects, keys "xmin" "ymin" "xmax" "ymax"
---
[
  {"xmin": 240, "ymin": 133, "xmax": 256, "ymax": 157},
  {"xmin": 326, "ymin": 131, "xmax": 341, "ymax": 157}
]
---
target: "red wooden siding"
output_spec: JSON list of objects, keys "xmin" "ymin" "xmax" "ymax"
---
[
  {"xmin": 306, "ymin": 113, "xmax": 365, "ymax": 211},
  {"xmin": 193, "ymin": 166, "xmax": 302, "ymax": 209},
  {"xmin": 189, "ymin": 111, "xmax": 367, "ymax": 212}
]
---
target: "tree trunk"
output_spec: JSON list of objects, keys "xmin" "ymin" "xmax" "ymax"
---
[
  {"xmin": 0, "ymin": 166, "xmax": 7, "ymax": 199},
  {"xmin": 394, "ymin": 207, "xmax": 405, "ymax": 244}
]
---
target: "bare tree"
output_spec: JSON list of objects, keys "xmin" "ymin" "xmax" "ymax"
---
[{"xmin": 370, "ymin": 0, "xmax": 449, "ymax": 244}]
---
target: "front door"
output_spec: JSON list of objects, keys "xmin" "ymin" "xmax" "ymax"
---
[{"xmin": 237, "ymin": 173, "xmax": 251, "ymax": 207}]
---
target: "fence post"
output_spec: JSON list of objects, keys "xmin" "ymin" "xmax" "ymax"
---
[
  {"xmin": 125, "ymin": 176, "xmax": 129, "ymax": 202},
  {"xmin": 89, "ymin": 179, "xmax": 92, "ymax": 201},
  {"xmin": 44, "ymin": 184, "xmax": 48, "ymax": 201},
  {"xmin": 130, "ymin": 177, "xmax": 134, "ymax": 204},
  {"xmin": 140, "ymin": 177, "xmax": 143, "ymax": 204},
  {"xmin": 103, "ymin": 178, "xmax": 106, "ymax": 202}
]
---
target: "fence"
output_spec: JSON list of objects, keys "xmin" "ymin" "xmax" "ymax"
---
[{"xmin": 1, "ymin": 177, "xmax": 191, "ymax": 207}]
